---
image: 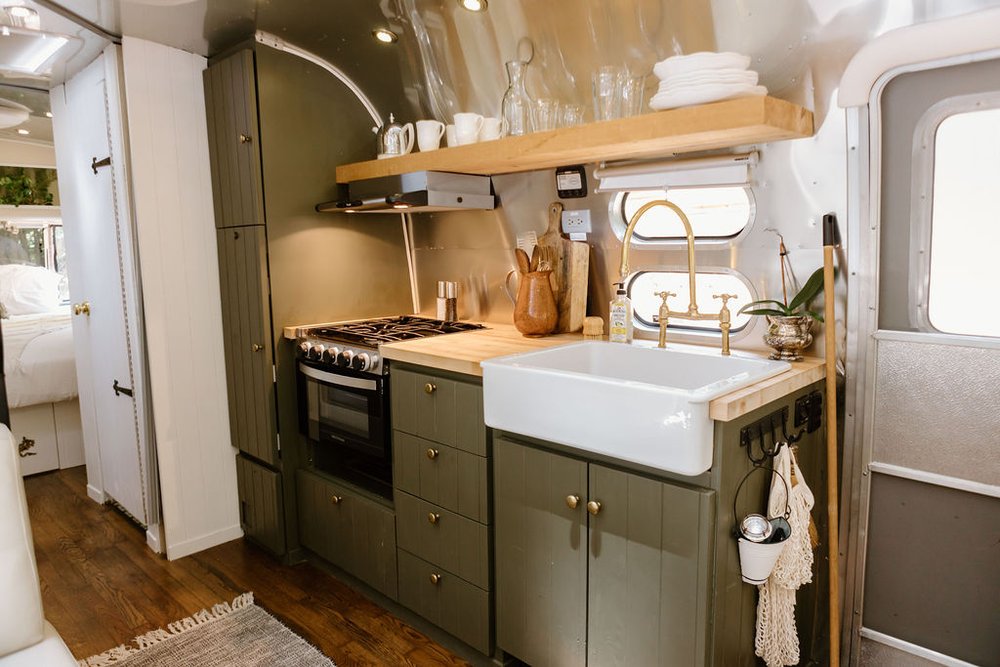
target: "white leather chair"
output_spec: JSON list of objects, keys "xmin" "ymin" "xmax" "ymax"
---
[{"xmin": 0, "ymin": 424, "xmax": 77, "ymax": 666}]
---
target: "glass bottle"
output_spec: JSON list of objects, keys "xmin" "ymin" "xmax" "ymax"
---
[{"xmin": 501, "ymin": 60, "xmax": 533, "ymax": 137}]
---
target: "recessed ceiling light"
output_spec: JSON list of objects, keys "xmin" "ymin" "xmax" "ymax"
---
[
  {"xmin": 459, "ymin": 0, "xmax": 487, "ymax": 11},
  {"xmin": 16, "ymin": 128, "xmax": 29, "ymax": 135},
  {"xmin": 4, "ymin": 5, "xmax": 39, "ymax": 30},
  {"xmin": 372, "ymin": 28, "xmax": 398, "ymax": 44}
]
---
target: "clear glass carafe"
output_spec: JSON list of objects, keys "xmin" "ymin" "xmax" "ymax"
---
[{"xmin": 501, "ymin": 60, "xmax": 533, "ymax": 137}]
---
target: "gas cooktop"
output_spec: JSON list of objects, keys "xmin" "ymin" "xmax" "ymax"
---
[{"xmin": 297, "ymin": 316, "xmax": 486, "ymax": 374}]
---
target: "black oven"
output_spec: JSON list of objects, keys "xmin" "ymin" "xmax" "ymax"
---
[{"xmin": 297, "ymin": 360, "xmax": 392, "ymax": 498}]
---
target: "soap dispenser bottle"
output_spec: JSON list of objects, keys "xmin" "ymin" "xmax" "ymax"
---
[{"xmin": 608, "ymin": 283, "xmax": 633, "ymax": 343}]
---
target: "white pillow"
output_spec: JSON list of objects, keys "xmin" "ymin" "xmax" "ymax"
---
[{"xmin": 0, "ymin": 264, "xmax": 64, "ymax": 316}]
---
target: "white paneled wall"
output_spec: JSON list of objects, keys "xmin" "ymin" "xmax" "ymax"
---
[{"xmin": 121, "ymin": 37, "xmax": 241, "ymax": 559}]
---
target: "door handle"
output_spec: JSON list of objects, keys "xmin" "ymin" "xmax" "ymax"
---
[
  {"xmin": 17, "ymin": 437, "xmax": 36, "ymax": 457},
  {"xmin": 91, "ymin": 156, "xmax": 111, "ymax": 174},
  {"xmin": 73, "ymin": 301, "xmax": 91, "ymax": 316},
  {"xmin": 113, "ymin": 379, "xmax": 134, "ymax": 397}
]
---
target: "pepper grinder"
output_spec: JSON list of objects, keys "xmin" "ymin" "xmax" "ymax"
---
[{"xmin": 437, "ymin": 281, "xmax": 458, "ymax": 321}]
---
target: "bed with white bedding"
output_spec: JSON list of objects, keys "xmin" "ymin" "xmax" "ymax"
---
[{"xmin": 1, "ymin": 265, "xmax": 84, "ymax": 475}]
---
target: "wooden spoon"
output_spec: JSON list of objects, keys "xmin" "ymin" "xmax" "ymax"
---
[
  {"xmin": 529, "ymin": 245, "xmax": 540, "ymax": 272},
  {"xmin": 515, "ymin": 248, "xmax": 530, "ymax": 274}
]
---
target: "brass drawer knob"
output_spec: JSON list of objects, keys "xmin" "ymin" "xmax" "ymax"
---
[
  {"xmin": 239, "ymin": 133, "xmax": 251, "ymax": 143},
  {"xmin": 429, "ymin": 573, "xmax": 443, "ymax": 585},
  {"xmin": 424, "ymin": 382, "xmax": 437, "ymax": 394},
  {"xmin": 252, "ymin": 343, "xmax": 264, "ymax": 352},
  {"xmin": 427, "ymin": 512, "xmax": 440, "ymax": 525},
  {"xmin": 565, "ymin": 494, "xmax": 580, "ymax": 510},
  {"xmin": 426, "ymin": 448, "xmax": 439, "ymax": 460},
  {"xmin": 586, "ymin": 500, "xmax": 602, "ymax": 516},
  {"xmin": 330, "ymin": 495, "xmax": 343, "ymax": 505}
]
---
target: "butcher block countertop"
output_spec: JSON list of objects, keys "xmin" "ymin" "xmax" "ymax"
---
[{"xmin": 376, "ymin": 323, "xmax": 825, "ymax": 422}]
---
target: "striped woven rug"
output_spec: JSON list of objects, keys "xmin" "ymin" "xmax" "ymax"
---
[{"xmin": 78, "ymin": 593, "xmax": 334, "ymax": 667}]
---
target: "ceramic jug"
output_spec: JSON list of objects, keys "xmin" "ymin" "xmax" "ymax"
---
[{"xmin": 513, "ymin": 270, "xmax": 558, "ymax": 336}]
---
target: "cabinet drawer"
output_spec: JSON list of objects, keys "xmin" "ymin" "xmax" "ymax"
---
[
  {"xmin": 395, "ymin": 491, "xmax": 489, "ymax": 590},
  {"xmin": 296, "ymin": 470, "xmax": 398, "ymax": 600},
  {"xmin": 391, "ymin": 368, "xmax": 486, "ymax": 456},
  {"xmin": 393, "ymin": 431, "xmax": 488, "ymax": 523},
  {"xmin": 398, "ymin": 550, "xmax": 491, "ymax": 655}
]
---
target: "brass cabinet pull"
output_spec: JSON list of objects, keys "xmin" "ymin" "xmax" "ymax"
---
[
  {"xmin": 427, "ymin": 512, "xmax": 440, "ymax": 525},
  {"xmin": 426, "ymin": 448, "xmax": 439, "ymax": 460},
  {"xmin": 429, "ymin": 573, "xmax": 443, "ymax": 585},
  {"xmin": 424, "ymin": 382, "xmax": 437, "ymax": 395},
  {"xmin": 73, "ymin": 301, "xmax": 91, "ymax": 316},
  {"xmin": 330, "ymin": 495, "xmax": 343, "ymax": 505},
  {"xmin": 587, "ymin": 500, "xmax": 602, "ymax": 516},
  {"xmin": 17, "ymin": 437, "xmax": 36, "ymax": 457},
  {"xmin": 565, "ymin": 494, "xmax": 580, "ymax": 510},
  {"xmin": 252, "ymin": 343, "xmax": 264, "ymax": 352},
  {"xmin": 239, "ymin": 133, "xmax": 251, "ymax": 143}
]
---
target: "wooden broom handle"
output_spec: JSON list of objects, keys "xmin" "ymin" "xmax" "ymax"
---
[{"xmin": 823, "ymin": 240, "xmax": 841, "ymax": 667}]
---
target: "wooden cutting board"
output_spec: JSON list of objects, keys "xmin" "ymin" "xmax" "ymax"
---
[{"xmin": 536, "ymin": 201, "xmax": 590, "ymax": 333}]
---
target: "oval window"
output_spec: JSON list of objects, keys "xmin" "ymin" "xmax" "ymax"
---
[
  {"xmin": 617, "ymin": 186, "xmax": 754, "ymax": 242},
  {"xmin": 628, "ymin": 270, "xmax": 755, "ymax": 333}
]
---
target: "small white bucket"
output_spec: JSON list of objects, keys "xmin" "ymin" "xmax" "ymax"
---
[{"xmin": 737, "ymin": 536, "xmax": 788, "ymax": 584}]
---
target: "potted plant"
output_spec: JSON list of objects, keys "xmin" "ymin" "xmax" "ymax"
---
[{"xmin": 739, "ymin": 267, "xmax": 826, "ymax": 361}]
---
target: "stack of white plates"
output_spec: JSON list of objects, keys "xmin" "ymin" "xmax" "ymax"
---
[{"xmin": 650, "ymin": 52, "xmax": 767, "ymax": 110}]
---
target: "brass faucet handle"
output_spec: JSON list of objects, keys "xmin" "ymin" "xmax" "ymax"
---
[
  {"xmin": 655, "ymin": 290, "xmax": 677, "ymax": 307},
  {"xmin": 713, "ymin": 293, "xmax": 738, "ymax": 309}
]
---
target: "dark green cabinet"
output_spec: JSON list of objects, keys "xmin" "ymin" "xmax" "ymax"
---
[
  {"xmin": 494, "ymin": 436, "xmax": 715, "ymax": 667},
  {"xmin": 390, "ymin": 364, "xmax": 493, "ymax": 655},
  {"xmin": 494, "ymin": 437, "xmax": 589, "ymax": 666},
  {"xmin": 204, "ymin": 49, "xmax": 264, "ymax": 229},
  {"xmin": 296, "ymin": 469, "xmax": 398, "ymax": 599},
  {"xmin": 236, "ymin": 455, "xmax": 284, "ymax": 555},
  {"xmin": 216, "ymin": 226, "xmax": 276, "ymax": 466}
]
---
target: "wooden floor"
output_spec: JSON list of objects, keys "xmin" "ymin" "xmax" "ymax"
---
[{"xmin": 24, "ymin": 466, "xmax": 470, "ymax": 666}]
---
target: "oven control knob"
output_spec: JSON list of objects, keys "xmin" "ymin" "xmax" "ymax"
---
[
  {"xmin": 309, "ymin": 344, "xmax": 325, "ymax": 360},
  {"xmin": 322, "ymin": 346, "xmax": 341, "ymax": 363},
  {"xmin": 351, "ymin": 353, "xmax": 371, "ymax": 371},
  {"xmin": 298, "ymin": 341, "xmax": 310, "ymax": 357},
  {"xmin": 338, "ymin": 350, "xmax": 354, "ymax": 367}
]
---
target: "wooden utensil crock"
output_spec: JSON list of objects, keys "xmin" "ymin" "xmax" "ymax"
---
[{"xmin": 513, "ymin": 269, "xmax": 558, "ymax": 336}]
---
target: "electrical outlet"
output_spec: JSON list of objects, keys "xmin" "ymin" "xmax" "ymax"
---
[{"xmin": 561, "ymin": 209, "xmax": 592, "ymax": 234}]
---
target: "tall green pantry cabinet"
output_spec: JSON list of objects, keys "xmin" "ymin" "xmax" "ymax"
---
[
  {"xmin": 203, "ymin": 43, "xmax": 414, "ymax": 559},
  {"xmin": 204, "ymin": 48, "xmax": 285, "ymax": 556}
]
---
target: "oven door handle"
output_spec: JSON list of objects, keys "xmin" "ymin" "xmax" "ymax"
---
[{"xmin": 298, "ymin": 362, "xmax": 378, "ymax": 391}]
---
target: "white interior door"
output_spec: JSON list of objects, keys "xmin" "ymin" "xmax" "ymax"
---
[{"xmin": 51, "ymin": 50, "xmax": 149, "ymax": 526}]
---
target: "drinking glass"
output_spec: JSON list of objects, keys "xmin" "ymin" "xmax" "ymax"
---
[
  {"xmin": 533, "ymin": 98, "xmax": 560, "ymax": 132},
  {"xmin": 592, "ymin": 65, "xmax": 624, "ymax": 121},
  {"xmin": 619, "ymin": 74, "xmax": 645, "ymax": 117},
  {"xmin": 560, "ymin": 104, "xmax": 584, "ymax": 127}
]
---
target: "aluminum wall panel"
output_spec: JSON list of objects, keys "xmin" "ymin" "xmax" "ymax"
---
[{"xmin": 871, "ymin": 337, "xmax": 1000, "ymax": 486}]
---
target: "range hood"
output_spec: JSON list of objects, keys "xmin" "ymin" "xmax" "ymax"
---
[{"xmin": 317, "ymin": 171, "xmax": 496, "ymax": 214}]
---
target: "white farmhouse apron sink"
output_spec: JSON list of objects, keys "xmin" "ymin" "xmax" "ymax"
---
[{"xmin": 482, "ymin": 341, "xmax": 790, "ymax": 476}]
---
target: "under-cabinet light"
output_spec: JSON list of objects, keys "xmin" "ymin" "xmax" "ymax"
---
[
  {"xmin": 16, "ymin": 128, "xmax": 28, "ymax": 135},
  {"xmin": 392, "ymin": 203, "xmax": 410, "ymax": 209},
  {"xmin": 372, "ymin": 28, "xmax": 398, "ymax": 44},
  {"xmin": 44, "ymin": 111, "xmax": 51, "ymax": 118},
  {"xmin": 459, "ymin": 0, "xmax": 488, "ymax": 11}
]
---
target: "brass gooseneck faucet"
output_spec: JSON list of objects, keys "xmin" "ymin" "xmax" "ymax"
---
[{"xmin": 619, "ymin": 199, "xmax": 736, "ymax": 355}]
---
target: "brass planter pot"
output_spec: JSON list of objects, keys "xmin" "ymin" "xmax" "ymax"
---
[{"xmin": 763, "ymin": 315, "xmax": 814, "ymax": 361}]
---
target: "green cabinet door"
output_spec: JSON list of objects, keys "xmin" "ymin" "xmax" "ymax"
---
[
  {"xmin": 236, "ymin": 454, "xmax": 284, "ymax": 555},
  {"xmin": 494, "ymin": 437, "xmax": 588, "ymax": 667},
  {"xmin": 587, "ymin": 464, "xmax": 715, "ymax": 667},
  {"xmin": 203, "ymin": 49, "xmax": 265, "ymax": 229},
  {"xmin": 216, "ymin": 226, "xmax": 276, "ymax": 465}
]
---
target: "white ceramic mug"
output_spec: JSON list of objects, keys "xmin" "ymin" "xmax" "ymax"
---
[
  {"xmin": 479, "ymin": 116, "xmax": 503, "ymax": 142},
  {"xmin": 454, "ymin": 112, "xmax": 484, "ymax": 145},
  {"xmin": 445, "ymin": 124, "xmax": 458, "ymax": 147},
  {"xmin": 416, "ymin": 119, "xmax": 446, "ymax": 151}
]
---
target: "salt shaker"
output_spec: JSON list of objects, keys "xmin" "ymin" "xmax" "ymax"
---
[{"xmin": 437, "ymin": 281, "xmax": 459, "ymax": 321}]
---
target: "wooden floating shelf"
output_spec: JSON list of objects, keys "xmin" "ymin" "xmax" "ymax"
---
[{"xmin": 336, "ymin": 95, "xmax": 814, "ymax": 184}]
